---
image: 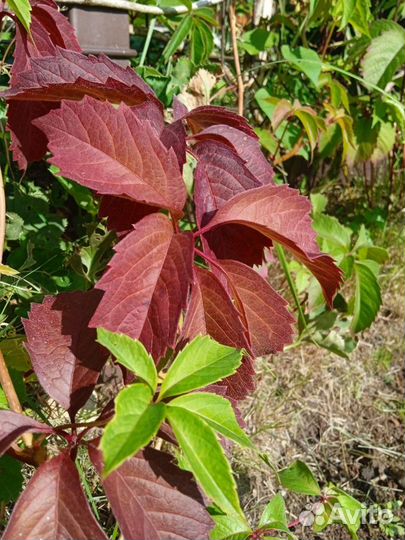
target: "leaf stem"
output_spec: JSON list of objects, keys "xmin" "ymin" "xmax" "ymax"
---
[{"xmin": 275, "ymin": 244, "xmax": 307, "ymax": 334}]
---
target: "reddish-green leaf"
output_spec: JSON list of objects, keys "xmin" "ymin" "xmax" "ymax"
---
[
  {"xmin": 91, "ymin": 214, "xmax": 194, "ymax": 360},
  {"xmin": 2, "ymin": 453, "xmax": 107, "ymax": 540}
]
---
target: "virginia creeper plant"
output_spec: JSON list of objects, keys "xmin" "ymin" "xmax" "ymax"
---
[{"xmin": 0, "ymin": 1, "xmax": 343, "ymax": 538}]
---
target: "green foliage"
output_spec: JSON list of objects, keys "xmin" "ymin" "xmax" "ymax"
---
[
  {"xmin": 278, "ymin": 460, "xmax": 321, "ymax": 496},
  {"xmin": 7, "ymin": 0, "xmax": 31, "ymax": 31},
  {"xmin": 167, "ymin": 406, "xmax": 243, "ymax": 517},
  {"xmin": 362, "ymin": 25, "xmax": 405, "ymax": 88},
  {"xmin": 101, "ymin": 383, "xmax": 165, "ymax": 476},
  {"xmin": 168, "ymin": 392, "xmax": 252, "ymax": 447},
  {"xmin": 97, "ymin": 328, "xmax": 158, "ymax": 391},
  {"xmin": 159, "ymin": 336, "xmax": 243, "ymax": 400},
  {"xmin": 0, "ymin": 456, "xmax": 23, "ymax": 503},
  {"xmin": 286, "ymin": 193, "xmax": 388, "ymax": 357}
]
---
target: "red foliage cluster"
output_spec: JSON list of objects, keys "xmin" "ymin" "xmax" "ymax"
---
[{"xmin": 0, "ymin": 1, "xmax": 342, "ymax": 537}]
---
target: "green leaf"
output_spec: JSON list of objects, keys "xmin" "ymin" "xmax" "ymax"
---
[
  {"xmin": 210, "ymin": 513, "xmax": 251, "ymax": 540},
  {"xmin": 96, "ymin": 329, "xmax": 157, "ymax": 391},
  {"xmin": 167, "ymin": 406, "xmax": 243, "ymax": 517},
  {"xmin": 159, "ymin": 336, "xmax": 243, "ymax": 400},
  {"xmin": 362, "ymin": 26, "xmax": 405, "ymax": 89},
  {"xmin": 7, "ymin": 0, "xmax": 31, "ymax": 31},
  {"xmin": 0, "ymin": 337, "xmax": 31, "ymax": 371},
  {"xmin": 281, "ymin": 46, "xmax": 322, "ymax": 87},
  {"xmin": 259, "ymin": 494, "xmax": 287, "ymax": 528},
  {"xmin": 340, "ymin": 0, "xmax": 356, "ymax": 28},
  {"xmin": 101, "ymin": 383, "xmax": 165, "ymax": 476},
  {"xmin": 191, "ymin": 19, "xmax": 213, "ymax": 65},
  {"xmin": 279, "ymin": 460, "xmax": 321, "ymax": 496},
  {"xmin": 312, "ymin": 213, "xmax": 353, "ymax": 254},
  {"xmin": 294, "ymin": 109, "xmax": 321, "ymax": 157},
  {"xmin": 52, "ymin": 168, "xmax": 98, "ymax": 216},
  {"xmin": 169, "ymin": 392, "xmax": 252, "ymax": 447},
  {"xmin": 349, "ymin": 0, "xmax": 372, "ymax": 36},
  {"xmin": 310, "ymin": 193, "xmax": 328, "ymax": 215},
  {"xmin": 0, "ymin": 456, "xmax": 23, "ymax": 503},
  {"xmin": 357, "ymin": 246, "xmax": 388, "ymax": 264},
  {"xmin": 163, "ymin": 14, "xmax": 193, "ymax": 61},
  {"xmin": 240, "ymin": 29, "xmax": 274, "ymax": 55},
  {"xmin": 351, "ymin": 261, "xmax": 382, "ymax": 333}
]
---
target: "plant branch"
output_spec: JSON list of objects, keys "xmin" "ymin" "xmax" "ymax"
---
[
  {"xmin": 139, "ymin": 17, "xmax": 156, "ymax": 67},
  {"xmin": 229, "ymin": 3, "xmax": 244, "ymax": 116},
  {"xmin": 0, "ymin": 168, "xmax": 32, "ymax": 447},
  {"xmin": 275, "ymin": 244, "xmax": 307, "ymax": 334},
  {"xmin": 0, "ymin": 166, "xmax": 5, "ymax": 261},
  {"xmin": 58, "ymin": 0, "xmax": 224, "ymax": 15}
]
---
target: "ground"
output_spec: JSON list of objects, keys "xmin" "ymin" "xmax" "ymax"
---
[{"xmin": 234, "ymin": 221, "xmax": 405, "ymax": 539}]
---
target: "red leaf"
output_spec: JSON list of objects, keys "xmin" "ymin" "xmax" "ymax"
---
[
  {"xmin": 219, "ymin": 260, "xmax": 295, "ymax": 356},
  {"xmin": 2, "ymin": 453, "xmax": 107, "ymax": 540},
  {"xmin": 23, "ymin": 290, "xmax": 109, "ymax": 418},
  {"xmin": 182, "ymin": 267, "xmax": 255, "ymax": 399},
  {"xmin": 0, "ymin": 411, "xmax": 52, "ymax": 458},
  {"xmin": 7, "ymin": 101, "xmax": 58, "ymax": 170},
  {"xmin": 89, "ymin": 444, "xmax": 212, "ymax": 540},
  {"xmin": 184, "ymin": 105, "xmax": 256, "ymax": 138},
  {"xmin": 11, "ymin": 0, "xmax": 81, "ymax": 80},
  {"xmin": 193, "ymin": 124, "xmax": 275, "ymax": 185},
  {"xmin": 90, "ymin": 214, "xmax": 194, "ymax": 361},
  {"xmin": 8, "ymin": 0, "xmax": 81, "ymax": 168},
  {"xmin": 99, "ymin": 196, "xmax": 157, "ymax": 236},
  {"xmin": 194, "ymin": 141, "xmax": 272, "ymax": 266},
  {"xmin": 7, "ymin": 48, "xmax": 160, "ymax": 108},
  {"xmin": 202, "ymin": 185, "xmax": 343, "ymax": 306},
  {"xmin": 34, "ymin": 97, "xmax": 186, "ymax": 215},
  {"xmin": 161, "ymin": 120, "xmax": 187, "ymax": 169}
]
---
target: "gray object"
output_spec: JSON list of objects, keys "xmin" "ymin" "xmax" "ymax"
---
[{"xmin": 67, "ymin": 6, "xmax": 137, "ymax": 66}]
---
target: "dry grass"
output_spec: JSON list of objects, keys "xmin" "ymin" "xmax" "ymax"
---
[{"xmin": 234, "ymin": 222, "xmax": 405, "ymax": 538}]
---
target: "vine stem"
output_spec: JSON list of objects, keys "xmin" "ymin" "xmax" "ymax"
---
[
  {"xmin": 229, "ymin": 3, "xmax": 244, "ymax": 116},
  {"xmin": 139, "ymin": 17, "xmax": 156, "ymax": 67},
  {"xmin": 0, "ymin": 167, "xmax": 32, "ymax": 447},
  {"xmin": 275, "ymin": 244, "xmax": 307, "ymax": 334}
]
